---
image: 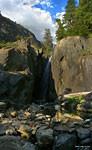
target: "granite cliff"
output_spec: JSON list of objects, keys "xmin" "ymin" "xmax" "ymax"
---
[{"xmin": 51, "ymin": 36, "xmax": 92, "ymax": 96}]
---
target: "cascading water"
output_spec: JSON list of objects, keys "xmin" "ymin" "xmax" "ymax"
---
[{"xmin": 38, "ymin": 56, "xmax": 52, "ymax": 102}]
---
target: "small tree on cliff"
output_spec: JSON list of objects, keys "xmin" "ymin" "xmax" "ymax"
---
[
  {"xmin": 43, "ymin": 29, "xmax": 53, "ymax": 53},
  {"xmin": 55, "ymin": 18, "xmax": 65, "ymax": 41}
]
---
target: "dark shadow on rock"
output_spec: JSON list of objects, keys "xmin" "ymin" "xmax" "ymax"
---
[{"xmin": 32, "ymin": 52, "xmax": 57, "ymax": 103}]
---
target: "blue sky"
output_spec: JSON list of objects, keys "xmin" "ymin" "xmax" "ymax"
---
[
  {"xmin": 34, "ymin": 0, "xmax": 68, "ymax": 21},
  {"xmin": 0, "ymin": 0, "xmax": 79, "ymax": 42}
]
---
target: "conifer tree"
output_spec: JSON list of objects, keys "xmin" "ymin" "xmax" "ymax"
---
[
  {"xmin": 63, "ymin": 0, "xmax": 76, "ymax": 35},
  {"xmin": 43, "ymin": 29, "xmax": 53, "ymax": 53},
  {"xmin": 55, "ymin": 18, "xmax": 65, "ymax": 41},
  {"xmin": 55, "ymin": 0, "xmax": 92, "ymax": 42},
  {"xmin": 74, "ymin": 0, "xmax": 92, "ymax": 37}
]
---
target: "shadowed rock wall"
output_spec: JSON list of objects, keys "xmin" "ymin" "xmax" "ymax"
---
[{"xmin": 0, "ymin": 39, "xmax": 39, "ymax": 109}]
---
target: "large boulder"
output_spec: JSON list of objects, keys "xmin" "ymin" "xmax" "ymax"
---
[
  {"xmin": 0, "ymin": 71, "xmax": 34, "ymax": 109},
  {"xmin": 0, "ymin": 39, "xmax": 39, "ymax": 109},
  {"xmin": 0, "ymin": 136, "xmax": 22, "ymax": 150},
  {"xmin": 36, "ymin": 126, "xmax": 54, "ymax": 148},
  {"xmin": 53, "ymin": 133, "xmax": 77, "ymax": 150},
  {"xmin": 77, "ymin": 129, "xmax": 91, "ymax": 140},
  {"xmin": 51, "ymin": 36, "xmax": 92, "ymax": 96}
]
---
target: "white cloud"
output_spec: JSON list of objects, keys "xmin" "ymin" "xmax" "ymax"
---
[
  {"xmin": 23, "ymin": 0, "xmax": 40, "ymax": 6},
  {"xmin": 40, "ymin": 0, "xmax": 53, "ymax": 8},
  {"xmin": 56, "ymin": 12, "xmax": 65, "ymax": 22},
  {"xmin": 0, "ymin": 0, "xmax": 56, "ymax": 42}
]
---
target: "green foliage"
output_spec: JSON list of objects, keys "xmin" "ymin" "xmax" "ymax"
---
[
  {"xmin": 0, "ymin": 41, "xmax": 17, "ymax": 48},
  {"xmin": 88, "ymin": 34, "xmax": 92, "ymax": 38},
  {"xmin": 16, "ymin": 35, "xmax": 23, "ymax": 40},
  {"xmin": 55, "ymin": 0, "xmax": 92, "ymax": 41},
  {"xmin": 55, "ymin": 19, "xmax": 66, "ymax": 41},
  {"xmin": 69, "ymin": 97, "xmax": 86, "ymax": 103},
  {"xmin": 43, "ymin": 28, "xmax": 53, "ymax": 54},
  {"xmin": 63, "ymin": 0, "xmax": 76, "ymax": 31},
  {"xmin": 73, "ymin": 0, "xmax": 92, "ymax": 37}
]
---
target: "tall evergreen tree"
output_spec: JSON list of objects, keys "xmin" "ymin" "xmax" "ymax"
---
[
  {"xmin": 74, "ymin": 0, "xmax": 92, "ymax": 37},
  {"xmin": 43, "ymin": 29, "xmax": 53, "ymax": 53},
  {"xmin": 63, "ymin": 0, "xmax": 76, "ymax": 35},
  {"xmin": 55, "ymin": 0, "xmax": 92, "ymax": 42}
]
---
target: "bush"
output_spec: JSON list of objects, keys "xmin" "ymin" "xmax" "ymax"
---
[{"xmin": 69, "ymin": 97, "xmax": 85, "ymax": 103}]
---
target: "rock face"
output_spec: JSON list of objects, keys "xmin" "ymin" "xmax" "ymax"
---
[
  {"xmin": 0, "ymin": 39, "xmax": 37, "ymax": 72},
  {"xmin": 51, "ymin": 36, "xmax": 92, "ymax": 96},
  {"xmin": 0, "ymin": 13, "xmax": 41, "ymax": 46},
  {"xmin": 0, "ymin": 39, "xmax": 41, "ymax": 109}
]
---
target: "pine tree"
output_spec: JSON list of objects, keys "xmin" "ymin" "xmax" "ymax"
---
[
  {"xmin": 55, "ymin": 0, "xmax": 92, "ymax": 41},
  {"xmin": 43, "ymin": 29, "xmax": 53, "ymax": 53},
  {"xmin": 63, "ymin": 0, "xmax": 76, "ymax": 35},
  {"xmin": 74, "ymin": 0, "xmax": 92, "ymax": 37},
  {"xmin": 55, "ymin": 18, "xmax": 65, "ymax": 41}
]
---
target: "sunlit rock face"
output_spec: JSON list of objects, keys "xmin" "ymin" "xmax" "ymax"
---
[{"xmin": 51, "ymin": 36, "xmax": 92, "ymax": 96}]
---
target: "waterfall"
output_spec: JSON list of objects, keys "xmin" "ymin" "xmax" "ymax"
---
[{"xmin": 38, "ymin": 56, "xmax": 52, "ymax": 102}]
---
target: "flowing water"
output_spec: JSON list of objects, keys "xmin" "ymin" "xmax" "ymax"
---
[{"xmin": 38, "ymin": 56, "xmax": 52, "ymax": 102}]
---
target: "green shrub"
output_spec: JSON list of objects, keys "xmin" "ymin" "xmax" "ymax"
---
[{"xmin": 69, "ymin": 97, "xmax": 85, "ymax": 103}]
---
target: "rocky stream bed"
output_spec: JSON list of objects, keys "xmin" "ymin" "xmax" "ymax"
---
[{"xmin": 0, "ymin": 92, "xmax": 92, "ymax": 150}]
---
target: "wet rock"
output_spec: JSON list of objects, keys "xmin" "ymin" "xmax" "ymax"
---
[
  {"xmin": 0, "ymin": 135, "xmax": 23, "ymax": 150},
  {"xmin": 80, "ymin": 138, "xmax": 91, "ymax": 145},
  {"xmin": 53, "ymin": 133, "xmax": 77, "ymax": 150},
  {"xmin": 77, "ymin": 129, "xmax": 91, "ymax": 140},
  {"xmin": 22, "ymin": 142, "xmax": 37, "ymax": 150},
  {"xmin": 36, "ymin": 126, "xmax": 54, "ymax": 148}
]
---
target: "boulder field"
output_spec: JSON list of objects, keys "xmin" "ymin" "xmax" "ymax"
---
[
  {"xmin": 51, "ymin": 36, "xmax": 92, "ymax": 96},
  {"xmin": 0, "ymin": 94, "xmax": 92, "ymax": 150}
]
